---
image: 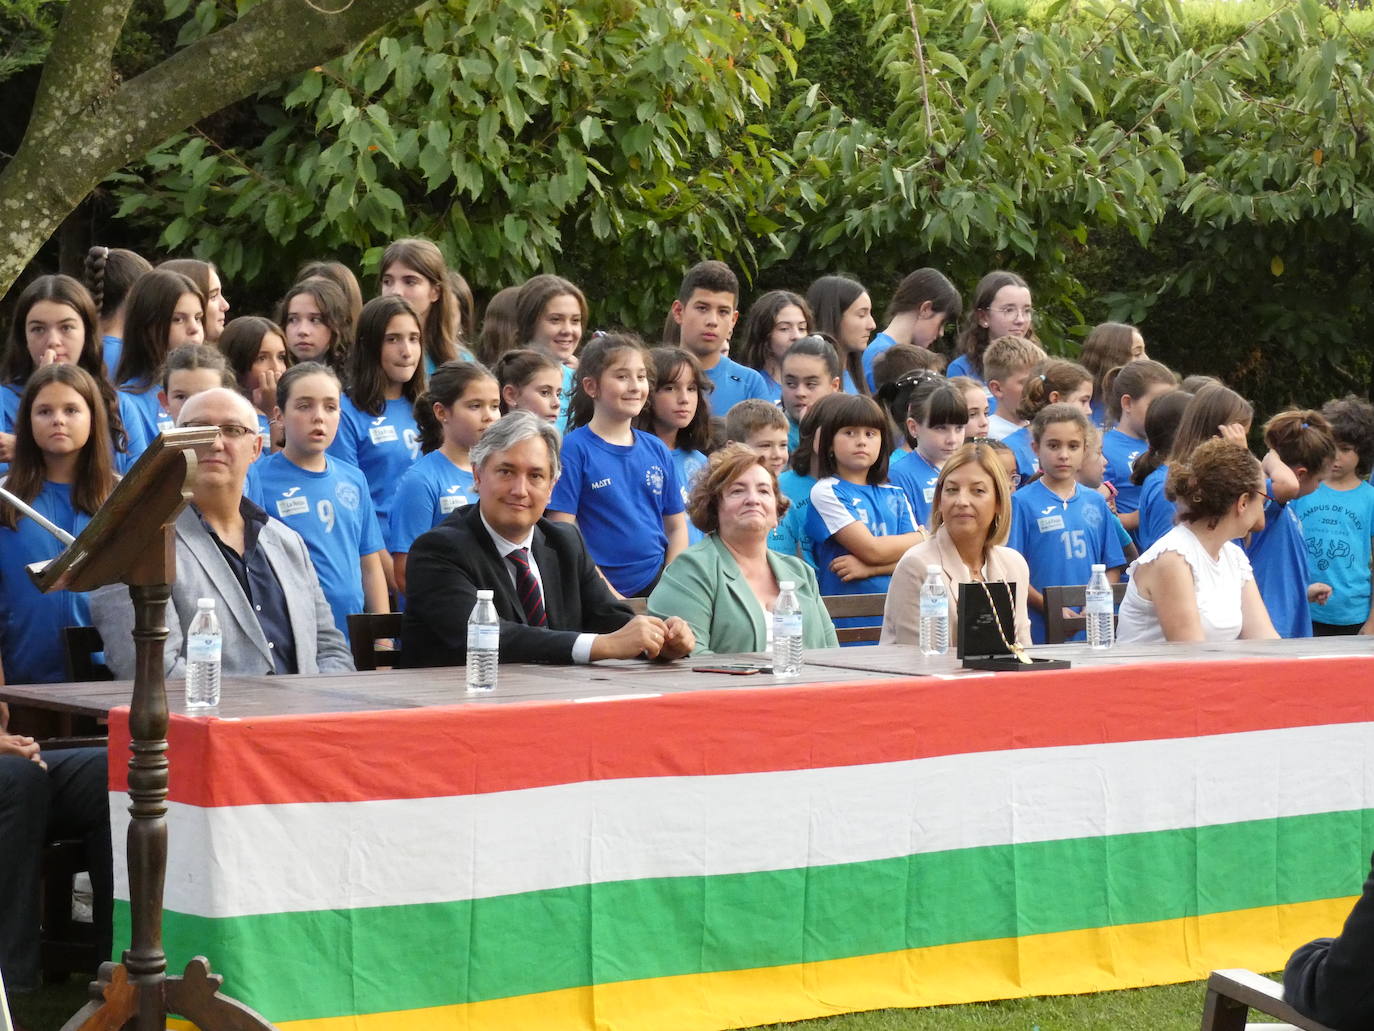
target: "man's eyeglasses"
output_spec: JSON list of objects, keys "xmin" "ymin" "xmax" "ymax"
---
[{"xmin": 185, "ymin": 422, "xmax": 257, "ymax": 440}]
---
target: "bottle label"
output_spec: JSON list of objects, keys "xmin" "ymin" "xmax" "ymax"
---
[
  {"xmin": 468, "ymin": 625, "xmax": 499, "ymax": 651},
  {"xmin": 187, "ymin": 633, "xmax": 221, "ymax": 663},
  {"xmin": 921, "ymin": 596, "xmax": 944, "ymax": 618},
  {"xmin": 1086, "ymin": 591, "xmax": 1113, "ymax": 615},
  {"xmin": 774, "ymin": 613, "xmax": 802, "ymax": 638}
]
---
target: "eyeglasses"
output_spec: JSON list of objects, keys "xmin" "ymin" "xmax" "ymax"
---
[
  {"xmin": 185, "ymin": 422, "xmax": 257, "ymax": 440},
  {"xmin": 1249, "ymin": 487, "xmax": 1275, "ymax": 503},
  {"xmin": 988, "ymin": 305, "xmax": 1034, "ymax": 320}
]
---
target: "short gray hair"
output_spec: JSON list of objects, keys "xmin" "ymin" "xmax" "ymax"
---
[{"xmin": 471, "ymin": 410, "xmax": 562, "ymax": 481}]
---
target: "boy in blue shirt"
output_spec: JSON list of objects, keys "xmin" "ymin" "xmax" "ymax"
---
[
  {"xmin": 862, "ymin": 268, "xmax": 962, "ymax": 390},
  {"xmin": 258, "ymin": 362, "xmax": 389, "ymax": 638},
  {"xmin": 1009, "ymin": 404, "xmax": 1126, "ymax": 642},
  {"xmin": 667, "ymin": 260, "xmax": 771, "ymax": 416}
]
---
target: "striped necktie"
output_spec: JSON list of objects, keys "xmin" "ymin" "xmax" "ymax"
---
[{"xmin": 507, "ymin": 548, "xmax": 547, "ymax": 627}]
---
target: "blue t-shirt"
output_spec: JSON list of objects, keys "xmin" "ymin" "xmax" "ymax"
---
[
  {"xmin": 387, "ymin": 449, "xmax": 478, "ymax": 555},
  {"xmin": 102, "ymin": 335, "xmax": 123, "ymax": 378},
  {"xmin": 1293, "ymin": 481, "xmax": 1374, "ymax": 627},
  {"xmin": 704, "ymin": 356, "xmax": 770, "ymax": 417},
  {"xmin": 862, "ymin": 332, "xmax": 900, "ymax": 392},
  {"xmin": 1001, "ymin": 426, "xmax": 1039, "ymax": 485},
  {"xmin": 946, "ymin": 355, "xmax": 998, "ymax": 416},
  {"xmin": 254, "ymin": 452, "xmax": 385, "ymax": 638},
  {"xmin": 0, "ymin": 481, "xmax": 93, "ymax": 683},
  {"xmin": 1136, "ymin": 463, "xmax": 1175, "ymax": 552},
  {"xmin": 1008, "ymin": 479, "xmax": 1126, "ymax": 643},
  {"xmin": 671, "ymin": 447, "xmax": 709, "ymax": 546},
  {"xmin": 1102, "ymin": 428, "xmax": 1147, "ymax": 516},
  {"xmin": 774, "ymin": 470, "xmax": 818, "ymax": 566},
  {"xmin": 758, "ymin": 371, "xmax": 783, "ymax": 405},
  {"xmin": 253, "ymin": 412, "xmax": 272, "ymax": 463},
  {"xmin": 889, "ymin": 449, "xmax": 941, "ymax": 529},
  {"xmin": 0, "ymin": 382, "xmax": 22, "ymax": 477},
  {"xmin": 806, "ymin": 477, "xmax": 917, "ymax": 596},
  {"xmin": 117, "ymin": 384, "xmax": 173, "ymax": 470},
  {"xmin": 327, "ymin": 395, "xmax": 421, "ymax": 536},
  {"xmin": 1243, "ymin": 482, "xmax": 1311, "ymax": 639},
  {"xmin": 1089, "ymin": 398, "xmax": 1107, "ymax": 429},
  {"xmin": 556, "ymin": 364, "xmax": 575, "ymax": 435},
  {"xmin": 548, "ymin": 426, "xmax": 684, "ymax": 596}
]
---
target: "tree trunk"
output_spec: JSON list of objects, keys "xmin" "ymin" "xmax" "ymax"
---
[{"xmin": 0, "ymin": 0, "xmax": 418, "ymax": 301}]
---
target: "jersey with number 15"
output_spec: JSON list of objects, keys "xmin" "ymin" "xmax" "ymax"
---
[
  {"xmin": 255, "ymin": 451, "xmax": 385, "ymax": 637},
  {"xmin": 1008, "ymin": 478, "xmax": 1126, "ymax": 643},
  {"xmin": 327, "ymin": 395, "xmax": 421, "ymax": 536}
]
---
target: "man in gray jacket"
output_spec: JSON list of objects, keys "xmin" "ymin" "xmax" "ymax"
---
[{"xmin": 92, "ymin": 388, "xmax": 353, "ymax": 678}]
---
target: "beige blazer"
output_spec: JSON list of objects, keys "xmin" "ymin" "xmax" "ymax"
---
[{"xmin": 880, "ymin": 526, "xmax": 1032, "ymax": 647}]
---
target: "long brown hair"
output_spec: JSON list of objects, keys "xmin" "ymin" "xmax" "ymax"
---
[
  {"xmin": 347, "ymin": 295, "xmax": 426, "ymax": 416},
  {"xmin": 380, "ymin": 238, "xmax": 460, "ymax": 367},
  {"xmin": 2, "ymin": 364, "xmax": 116, "ymax": 529},
  {"xmin": 115, "ymin": 270, "xmax": 203, "ymax": 389}
]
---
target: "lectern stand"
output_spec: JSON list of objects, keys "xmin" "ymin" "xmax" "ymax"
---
[{"xmin": 25, "ymin": 429, "xmax": 276, "ymax": 1031}]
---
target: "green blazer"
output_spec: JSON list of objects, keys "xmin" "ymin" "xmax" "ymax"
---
[{"xmin": 648, "ymin": 534, "xmax": 838, "ymax": 656}]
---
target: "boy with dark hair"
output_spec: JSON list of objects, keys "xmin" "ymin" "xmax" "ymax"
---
[
  {"xmin": 863, "ymin": 267, "xmax": 963, "ymax": 390},
  {"xmin": 668, "ymin": 260, "xmax": 770, "ymax": 417}
]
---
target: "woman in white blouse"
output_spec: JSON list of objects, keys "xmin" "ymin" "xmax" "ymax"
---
[{"xmin": 1116, "ymin": 437, "xmax": 1278, "ymax": 643}]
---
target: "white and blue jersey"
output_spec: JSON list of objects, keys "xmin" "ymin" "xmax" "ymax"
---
[
  {"xmin": 805, "ymin": 477, "xmax": 917, "ymax": 596},
  {"xmin": 704, "ymin": 356, "xmax": 770, "ymax": 417},
  {"xmin": 0, "ymin": 481, "xmax": 93, "ymax": 683},
  {"xmin": 671, "ymin": 447, "xmax": 709, "ymax": 546},
  {"xmin": 1293, "ymin": 481, "xmax": 1374, "ymax": 627},
  {"xmin": 255, "ymin": 452, "xmax": 384, "ymax": 638},
  {"xmin": 548, "ymin": 426, "xmax": 684, "ymax": 596},
  {"xmin": 1243, "ymin": 481, "xmax": 1311, "ymax": 638},
  {"xmin": 1135, "ymin": 463, "xmax": 1176, "ymax": 552},
  {"xmin": 1008, "ymin": 479, "xmax": 1126, "ymax": 643},
  {"xmin": 1102, "ymin": 428, "xmax": 1146, "ymax": 517},
  {"xmin": 387, "ymin": 449, "xmax": 478, "ymax": 555},
  {"xmin": 889, "ymin": 449, "xmax": 940, "ymax": 528},
  {"xmin": 117, "ymin": 384, "xmax": 173, "ymax": 471},
  {"xmin": 327, "ymin": 395, "xmax": 420, "ymax": 536},
  {"xmin": 775, "ymin": 469, "xmax": 818, "ymax": 567},
  {"xmin": 1001, "ymin": 426, "xmax": 1039, "ymax": 485}
]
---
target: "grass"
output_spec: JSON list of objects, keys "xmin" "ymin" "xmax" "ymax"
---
[{"xmin": 12, "ymin": 974, "xmax": 1287, "ymax": 1031}]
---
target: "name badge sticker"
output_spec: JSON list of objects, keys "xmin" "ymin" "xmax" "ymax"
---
[
  {"xmin": 439, "ymin": 495, "xmax": 466, "ymax": 514},
  {"xmin": 276, "ymin": 496, "xmax": 309, "ymax": 518},
  {"xmin": 369, "ymin": 424, "xmax": 399, "ymax": 445},
  {"xmin": 1037, "ymin": 514, "xmax": 1065, "ymax": 533}
]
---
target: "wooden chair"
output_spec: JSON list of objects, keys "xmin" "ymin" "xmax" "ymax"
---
[
  {"xmin": 1200, "ymin": 968, "xmax": 1334, "ymax": 1031},
  {"xmin": 62, "ymin": 625, "xmax": 112, "ymax": 682},
  {"xmin": 347, "ymin": 612, "xmax": 404, "ymax": 671},
  {"xmin": 822, "ymin": 593, "xmax": 887, "ymax": 645},
  {"xmin": 1042, "ymin": 582, "xmax": 1128, "ymax": 644}
]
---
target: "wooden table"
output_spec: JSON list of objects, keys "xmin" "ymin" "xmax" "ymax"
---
[{"xmin": 6, "ymin": 638, "xmax": 1374, "ymax": 1031}]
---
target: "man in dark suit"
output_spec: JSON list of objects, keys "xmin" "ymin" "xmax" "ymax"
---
[
  {"xmin": 1284, "ymin": 850, "xmax": 1374, "ymax": 1028},
  {"xmin": 402, "ymin": 411, "xmax": 694, "ymax": 666}
]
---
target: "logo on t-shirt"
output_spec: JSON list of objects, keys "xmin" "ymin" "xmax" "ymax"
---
[
  {"xmin": 645, "ymin": 465, "xmax": 665, "ymax": 495},
  {"xmin": 335, "ymin": 482, "xmax": 360, "ymax": 510}
]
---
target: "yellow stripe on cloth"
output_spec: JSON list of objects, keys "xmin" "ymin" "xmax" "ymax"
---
[{"xmin": 193, "ymin": 897, "xmax": 1351, "ymax": 1031}]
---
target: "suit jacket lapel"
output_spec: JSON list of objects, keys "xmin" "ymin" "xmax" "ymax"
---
[
  {"xmin": 176, "ymin": 507, "xmax": 272, "ymax": 667},
  {"xmin": 713, "ymin": 535, "xmax": 765, "ymax": 648},
  {"xmin": 466, "ymin": 506, "xmax": 524, "ymax": 621}
]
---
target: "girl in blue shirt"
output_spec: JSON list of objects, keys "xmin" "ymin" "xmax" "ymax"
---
[
  {"xmin": 378, "ymin": 238, "xmax": 465, "ymax": 372},
  {"xmin": 256, "ymin": 362, "xmax": 389, "ymax": 638},
  {"xmin": 115, "ymin": 269, "xmax": 206, "ymax": 465},
  {"xmin": 222, "ymin": 316, "xmax": 289, "ymax": 459},
  {"xmin": 804, "ymin": 394, "xmax": 924, "ymax": 597},
  {"xmin": 388, "ymin": 361, "xmax": 500, "ymax": 594},
  {"xmin": 1008, "ymin": 404, "xmax": 1126, "ymax": 643},
  {"xmin": 949, "ymin": 271, "xmax": 1035, "ymax": 413},
  {"xmin": 493, "ymin": 349, "xmax": 563, "ymax": 423},
  {"xmin": 0, "ymin": 364, "xmax": 117, "ymax": 683},
  {"xmin": 513, "ymin": 275, "xmax": 587, "ymax": 431},
  {"xmin": 889, "ymin": 375, "xmax": 968, "ymax": 528},
  {"xmin": 328, "ymin": 295, "xmax": 426, "ymax": 550},
  {"xmin": 277, "ymin": 276, "xmax": 353, "ymax": 377},
  {"xmin": 84, "ymin": 244, "xmax": 151, "ymax": 376},
  {"xmin": 734, "ymin": 290, "xmax": 811, "ymax": 402},
  {"xmin": 638, "ymin": 347, "xmax": 713, "ymax": 546},
  {"xmin": 1, "ymin": 275, "xmax": 128, "ymax": 477},
  {"xmin": 547, "ymin": 333, "xmax": 688, "ymax": 597},
  {"xmin": 999, "ymin": 358, "xmax": 1092, "ymax": 488},
  {"xmin": 1101, "ymin": 359, "xmax": 1178, "ymax": 540},
  {"xmin": 1080, "ymin": 321, "xmax": 1147, "ymax": 428},
  {"xmin": 806, "ymin": 276, "xmax": 875, "ymax": 396}
]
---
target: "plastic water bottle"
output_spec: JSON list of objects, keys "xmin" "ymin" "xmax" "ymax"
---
[
  {"xmin": 1085, "ymin": 563, "xmax": 1114, "ymax": 649},
  {"xmin": 772, "ymin": 580, "xmax": 804, "ymax": 678},
  {"xmin": 466, "ymin": 589, "xmax": 499, "ymax": 692},
  {"xmin": 919, "ymin": 565, "xmax": 949, "ymax": 656},
  {"xmin": 185, "ymin": 598, "xmax": 222, "ymax": 709}
]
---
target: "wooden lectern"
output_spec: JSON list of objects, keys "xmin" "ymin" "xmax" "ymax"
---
[{"xmin": 23, "ymin": 429, "xmax": 277, "ymax": 1031}]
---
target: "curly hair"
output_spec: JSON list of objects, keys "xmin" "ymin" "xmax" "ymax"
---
[
  {"xmin": 685, "ymin": 442, "xmax": 790, "ymax": 535},
  {"xmin": 1166, "ymin": 438, "xmax": 1261, "ymax": 529}
]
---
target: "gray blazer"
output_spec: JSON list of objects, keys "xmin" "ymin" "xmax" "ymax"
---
[{"xmin": 90, "ymin": 505, "xmax": 354, "ymax": 679}]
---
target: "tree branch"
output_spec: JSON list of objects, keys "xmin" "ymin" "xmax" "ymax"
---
[
  {"xmin": 28, "ymin": 0, "xmax": 135, "ymax": 129},
  {"xmin": 903, "ymin": 0, "xmax": 935, "ymax": 143}
]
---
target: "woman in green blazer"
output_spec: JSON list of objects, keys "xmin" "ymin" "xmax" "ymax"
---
[{"xmin": 648, "ymin": 444, "xmax": 838, "ymax": 655}]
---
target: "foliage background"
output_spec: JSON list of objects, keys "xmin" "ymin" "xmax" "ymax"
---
[{"xmin": 4, "ymin": 0, "xmax": 1374, "ymax": 416}]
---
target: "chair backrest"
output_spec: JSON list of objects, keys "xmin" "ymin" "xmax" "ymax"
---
[
  {"xmin": 1042, "ymin": 582, "xmax": 1128, "ymax": 645},
  {"xmin": 1200, "ymin": 969, "xmax": 1334, "ymax": 1031},
  {"xmin": 62, "ymin": 626, "xmax": 112, "ymax": 682},
  {"xmin": 346, "ymin": 612, "xmax": 404, "ymax": 671},
  {"xmin": 822, "ymin": 593, "xmax": 886, "ymax": 645}
]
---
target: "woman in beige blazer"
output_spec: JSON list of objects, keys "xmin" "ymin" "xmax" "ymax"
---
[{"xmin": 881, "ymin": 441, "xmax": 1032, "ymax": 647}]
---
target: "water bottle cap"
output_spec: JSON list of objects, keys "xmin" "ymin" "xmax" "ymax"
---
[
  {"xmin": 778, "ymin": 580, "xmax": 796, "ymax": 591},
  {"xmin": 926, "ymin": 564, "xmax": 942, "ymax": 575},
  {"xmin": 476, "ymin": 589, "xmax": 493, "ymax": 600},
  {"xmin": 197, "ymin": 598, "xmax": 215, "ymax": 609},
  {"xmin": 1090, "ymin": 563, "xmax": 1105, "ymax": 572}
]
